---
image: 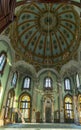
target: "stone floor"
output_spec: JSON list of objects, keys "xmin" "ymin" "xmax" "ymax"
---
[{"xmin": 0, "ymin": 123, "xmax": 81, "ymax": 130}]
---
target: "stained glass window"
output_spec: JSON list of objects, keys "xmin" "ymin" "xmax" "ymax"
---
[
  {"xmin": 5, "ymin": 91, "xmax": 14, "ymax": 118},
  {"xmin": 19, "ymin": 94, "xmax": 31, "ymax": 121},
  {"xmin": 65, "ymin": 96, "xmax": 73, "ymax": 119}
]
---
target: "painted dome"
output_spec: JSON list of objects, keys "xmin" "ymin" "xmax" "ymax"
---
[{"xmin": 10, "ymin": 3, "xmax": 80, "ymax": 70}]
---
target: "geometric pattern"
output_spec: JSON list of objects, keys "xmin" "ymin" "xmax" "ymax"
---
[{"xmin": 11, "ymin": 3, "xmax": 80, "ymax": 69}]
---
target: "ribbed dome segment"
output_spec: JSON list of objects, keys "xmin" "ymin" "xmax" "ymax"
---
[{"xmin": 11, "ymin": 3, "xmax": 80, "ymax": 69}]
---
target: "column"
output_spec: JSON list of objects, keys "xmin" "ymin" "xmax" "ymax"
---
[
  {"xmin": 31, "ymin": 81, "xmax": 38, "ymax": 123},
  {"xmin": 31, "ymin": 89, "xmax": 37, "ymax": 123},
  {"xmin": 58, "ymin": 79, "xmax": 64, "ymax": 123},
  {"xmin": 51, "ymin": 97, "xmax": 54, "ymax": 123},
  {"xmin": 0, "ymin": 107, "xmax": 5, "ymax": 126},
  {"xmin": 71, "ymin": 74, "xmax": 79, "ymax": 124},
  {"xmin": 73, "ymin": 93, "xmax": 79, "ymax": 124},
  {"xmin": 42, "ymin": 99, "xmax": 45, "ymax": 123}
]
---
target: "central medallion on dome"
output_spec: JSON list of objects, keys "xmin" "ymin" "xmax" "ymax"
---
[
  {"xmin": 11, "ymin": 3, "xmax": 80, "ymax": 69},
  {"xmin": 39, "ymin": 12, "xmax": 57, "ymax": 33}
]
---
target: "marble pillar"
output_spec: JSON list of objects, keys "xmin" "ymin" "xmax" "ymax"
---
[
  {"xmin": 42, "ymin": 99, "xmax": 46, "ymax": 123},
  {"xmin": 73, "ymin": 95, "xmax": 79, "ymax": 124},
  {"xmin": 51, "ymin": 98, "xmax": 54, "ymax": 123},
  {"xmin": 58, "ymin": 80, "xmax": 64, "ymax": 123},
  {"xmin": 31, "ymin": 89, "xmax": 37, "ymax": 122}
]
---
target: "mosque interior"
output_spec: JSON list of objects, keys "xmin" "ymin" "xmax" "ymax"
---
[{"xmin": 0, "ymin": 0, "xmax": 81, "ymax": 128}]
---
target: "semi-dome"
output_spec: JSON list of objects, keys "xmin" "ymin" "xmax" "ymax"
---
[{"xmin": 10, "ymin": 3, "xmax": 80, "ymax": 70}]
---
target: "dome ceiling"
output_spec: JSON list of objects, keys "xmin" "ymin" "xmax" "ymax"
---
[{"xmin": 10, "ymin": 3, "xmax": 80, "ymax": 70}]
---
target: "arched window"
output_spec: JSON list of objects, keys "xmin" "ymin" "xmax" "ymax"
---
[
  {"xmin": 5, "ymin": 90, "xmax": 14, "ymax": 119},
  {"xmin": 44, "ymin": 77, "xmax": 52, "ymax": 89},
  {"xmin": 64, "ymin": 96, "xmax": 74, "ymax": 121},
  {"xmin": 23, "ymin": 77, "xmax": 31, "ymax": 89},
  {"xmin": 19, "ymin": 94, "xmax": 31, "ymax": 122},
  {"xmin": 64, "ymin": 78, "xmax": 71, "ymax": 90},
  {"xmin": 76, "ymin": 73, "xmax": 80, "ymax": 88},
  {"xmin": 11, "ymin": 72, "xmax": 18, "ymax": 87},
  {"xmin": 0, "ymin": 51, "xmax": 7, "ymax": 74}
]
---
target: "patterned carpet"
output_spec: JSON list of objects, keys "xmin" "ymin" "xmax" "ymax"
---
[{"xmin": 0, "ymin": 123, "xmax": 81, "ymax": 129}]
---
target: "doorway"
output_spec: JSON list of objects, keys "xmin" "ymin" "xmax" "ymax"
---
[
  {"xmin": 42, "ymin": 96, "xmax": 54, "ymax": 123},
  {"xmin": 46, "ymin": 107, "xmax": 51, "ymax": 123}
]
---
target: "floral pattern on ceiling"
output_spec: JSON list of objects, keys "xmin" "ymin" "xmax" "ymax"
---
[{"xmin": 10, "ymin": 3, "xmax": 80, "ymax": 69}]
